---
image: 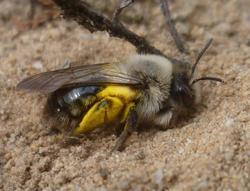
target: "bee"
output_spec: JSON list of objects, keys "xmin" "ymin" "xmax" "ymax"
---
[{"xmin": 17, "ymin": 39, "xmax": 223, "ymax": 151}]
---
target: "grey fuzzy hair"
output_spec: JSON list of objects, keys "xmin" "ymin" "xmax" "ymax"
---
[{"xmin": 119, "ymin": 54, "xmax": 173, "ymax": 119}]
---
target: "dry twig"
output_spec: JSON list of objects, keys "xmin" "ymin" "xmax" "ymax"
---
[
  {"xmin": 159, "ymin": 0, "xmax": 188, "ymax": 54},
  {"xmin": 52, "ymin": 0, "xmax": 169, "ymax": 57},
  {"xmin": 112, "ymin": 0, "xmax": 135, "ymax": 22},
  {"xmin": 52, "ymin": 0, "xmax": 189, "ymax": 65}
]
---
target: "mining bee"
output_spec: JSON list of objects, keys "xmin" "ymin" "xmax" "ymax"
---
[{"xmin": 16, "ymin": 38, "xmax": 223, "ymax": 151}]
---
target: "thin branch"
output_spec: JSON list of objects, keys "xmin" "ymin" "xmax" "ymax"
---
[
  {"xmin": 29, "ymin": 0, "xmax": 36, "ymax": 19},
  {"xmin": 112, "ymin": 0, "xmax": 135, "ymax": 22},
  {"xmin": 159, "ymin": 0, "xmax": 188, "ymax": 54},
  {"xmin": 53, "ymin": 0, "xmax": 169, "ymax": 58}
]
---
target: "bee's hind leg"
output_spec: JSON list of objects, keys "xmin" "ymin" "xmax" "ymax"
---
[
  {"xmin": 73, "ymin": 96, "xmax": 124, "ymax": 136},
  {"xmin": 113, "ymin": 103, "xmax": 138, "ymax": 151}
]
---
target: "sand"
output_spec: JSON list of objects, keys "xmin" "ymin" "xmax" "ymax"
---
[{"xmin": 0, "ymin": 0, "xmax": 249, "ymax": 190}]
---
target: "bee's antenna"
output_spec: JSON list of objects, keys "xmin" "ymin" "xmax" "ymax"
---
[
  {"xmin": 191, "ymin": 76, "xmax": 224, "ymax": 85},
  {"xmin": 190, "ymin": 38, "xmax": 213, "ymax": 80}
]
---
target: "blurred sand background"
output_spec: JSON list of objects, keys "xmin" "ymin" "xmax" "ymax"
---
[{"xmin": 0, "ymin": 0, "xmax": 249, "ymax": 190}]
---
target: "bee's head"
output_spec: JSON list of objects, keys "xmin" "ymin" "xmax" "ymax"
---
[{"xmin": 170, "ymin": 39, "xmax": 224, "ymax": 108}]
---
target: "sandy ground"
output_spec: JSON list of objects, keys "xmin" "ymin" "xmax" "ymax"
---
[{"xmin": 0, "ymin": 0, "xmax": 249, "ymax": 190}]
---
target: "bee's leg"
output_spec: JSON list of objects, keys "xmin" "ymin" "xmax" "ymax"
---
[
  {"xmin": 114, "ymin": 102, "xmax": 135, "ymax": 136},
  {"xmin": 114, "ymin": 120, "xmax": 124, "ymax": 137},
  {"xmin": 113, "ymin": 103, "xmax": 138, "ymax": 151},
  {"xmin": 72, "ymin": 96, "xmax": 124, "ymax": 136},
  {"xmin": 156, "ymin": 111, "xmax": 174, "ymax": 130},
  {"xmin": 79, "ymin": 95, "xmax": 97, "ymax": 109}
]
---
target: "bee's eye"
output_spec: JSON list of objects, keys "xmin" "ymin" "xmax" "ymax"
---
[{"xmin": 170, "ymin": 74, "xmax": 194, "ymax": 107}]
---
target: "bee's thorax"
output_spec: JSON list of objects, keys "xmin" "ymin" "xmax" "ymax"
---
[{"xmin": 120, "ymin": 54, "xmax": 173, "ymax": 118}]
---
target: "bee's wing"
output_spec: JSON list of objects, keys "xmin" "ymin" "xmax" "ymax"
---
[{"xmin": 17, "ymin": 62, "xmax": 143, "ymax": 93}]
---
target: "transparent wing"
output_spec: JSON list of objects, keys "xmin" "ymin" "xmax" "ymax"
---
[{"xmin": 16, "ymin": 62, "xmax": 143, "ymax": 93}]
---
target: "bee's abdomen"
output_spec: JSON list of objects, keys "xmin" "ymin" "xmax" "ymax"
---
[
  {"xmin": 62, "ymin": 86, "xmax": 101, "ymax": 105},
  {"xmin": 52, "ymin": 86, "xmax": 102, "ymax": 117}
]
